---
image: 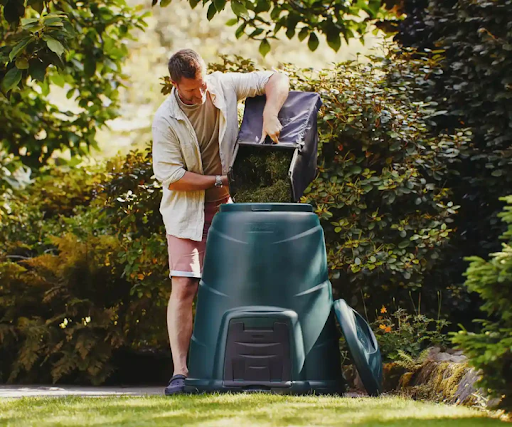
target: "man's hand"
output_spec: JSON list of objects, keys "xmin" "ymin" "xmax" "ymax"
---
[
  {"xmin": 259, "ymin": 72, "xmax": 289, "ymax": 144},
  {"xmin": 260, "ymin": 112, "xmax": 282, "ymax": 144}
]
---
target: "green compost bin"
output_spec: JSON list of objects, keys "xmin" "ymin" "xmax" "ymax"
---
[{"xmin": 184, "ymin": 203, "xmax": 383, "ymax": 395}]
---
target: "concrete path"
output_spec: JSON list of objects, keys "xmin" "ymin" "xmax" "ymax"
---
[
  {"xmin": 0, "ymin": 386, "xmax": 366, "ymax": 399},
  {"xmin": 0, "ymin": 385, "xmax": 163, "ymax": 398}
]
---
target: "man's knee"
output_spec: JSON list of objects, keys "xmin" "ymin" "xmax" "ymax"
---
[{"xmin": 170, "ymin": 276, "xmax": 199, "ymax": 301}]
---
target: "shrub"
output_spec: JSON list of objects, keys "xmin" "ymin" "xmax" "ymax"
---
[
  {"xmin": 0, "ymin": 153, "xmax": 171, "ymax": 384},
  {"xmin": 396, "ymin": 0, "xmax": 512, "ymax": 318},
  {"xmin": 0, "ymin": 228, "xmax": 129, "ymax": 384},
  {"xmin": 288, "ymin": 54, "xmax": 469, "ymax": 314},
  {"xmin": 99, "ymin": 146, "xmax": 170, "ymax": 332},
  {"xmin": 373, "ymin": 306, "xmax": 450, "ymax": 362},
  {"xmin": 452, "ymin": 195, "xmax": 512, "ymax": 411},
  {"xmin": 0, "ymin": 164, "xmax": 101, "ymax": 258}
]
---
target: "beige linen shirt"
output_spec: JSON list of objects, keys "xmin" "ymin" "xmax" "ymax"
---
[
  {"xmin": 152, "ymin": 70, "xmax": 274, "ymax": 241},
  {"xmin": 174, "ymin": 90, "xmax": 228, "ymax": 202}
]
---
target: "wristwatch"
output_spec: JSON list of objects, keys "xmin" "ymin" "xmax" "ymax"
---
[{"xmin": 215, "ymin": 175, "xmax": 223, "ymax": 188}]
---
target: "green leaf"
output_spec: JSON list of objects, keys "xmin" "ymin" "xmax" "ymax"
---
[
  {"xmin": 231, "ymin": 1, "xmax": 249, "ymax": 19},
  {"xmin": 207, "ymin": 3, "xmax": 217, "ymax": 20},
  {"xmin": 4, "ymin": 0, "xmax": 25, "ymax": 24},
  {"xmin": 308, "ymin": 32, "xmax": 319, "ymax": 51},
  {"xmin": 21, "ymin": 18, "xmax": 39, "ymax": 26},
  {"xmin": 349, "ymin": 165, "xmax": 362, "ymax": 174},
  {"xmin": 84, "ymin": 57, "xmax": 97, "ymax": 77},
  {"xmin": 9, "ymin": 39, "xmax": 31, "ymax": 61},
  {"xmin": 259, "ymin": 39, "xmax": 271, "ymax": 57},
  {"xmin": 270, "ymin": 6, "xmax": 282, "ymax": 20},
  {"xmin": 29, "ymin": 59, "xmax": 47, "ymax": 81},
  {"xmin": 1, "ymin": 67, "xmax": 22, "ymax": 93},
  {"xmin": 298, "ymin": 27, "xmax": 309, "ymax": 42},
  {"xmin": 160, "ymin": 0, "xmax": 173, "ymax": 6},
  {"xmin": 43, "ymin": 36, "xmax": 65, "ymax": 57},
  {"xmin": 225, "ymin": 18, "xmax": 238, "ymax": 26},
  {"xmin": 44, "ymin": 17, "xmax": 63, "ymax": 26},
  {"xmin": 249, "ymin": 28, "xmax": 264, "ymax": 37},
  {"xmin": 15, "ymin": 57, "xmax": 29, "ymax": 70},
  {"xmin": 235, "ymin": 22, "xmax": 246, "ymax": 39},
  {"xmin": 398, "ymin": 240, "xmax": 410, "ymax": 249},
  {"xmin": 368, "ymin": 0, "xmax": 381, "ymax": 17},
  {"xmin": 326, "ymin": 27, "xmax": 341, "ymax": 52},
  {"xmin": 214, "ymin": 0, "xmax": 226, "ymax": 11},
  {"xmin": 28, "ymin": 1, "xmax": 44, "ymax": 14},
  {"xmin": 255, "ymin": 0, "xmax": 271, "ymax": 13},
  {"xmin": 51, "ymin": 73, "xmax": 66, "ymax": 87},
  {"xmin": 189, "ymin": 0, "xmax": 200, "ymax": 8},
  {"xmin": 285, "ymin": 26, "xmax": 295, "ymax": 39}
]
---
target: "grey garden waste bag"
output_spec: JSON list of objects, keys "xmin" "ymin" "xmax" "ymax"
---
[{"xmin": 228, "ymin": 91, "xmax": 323, "ymax": 202}]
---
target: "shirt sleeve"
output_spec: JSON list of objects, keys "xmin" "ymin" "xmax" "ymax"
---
[
  {"xmin": 228, "ymin": 70, "xmax": 275, "ymax": 102},
  {"xmin": 152, "ymin": 120, "xmax": 186, "ymax": 190}
]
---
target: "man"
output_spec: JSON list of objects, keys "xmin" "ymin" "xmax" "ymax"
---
[{"xmin": 152, "ymin": 49, "xmax": 290, "ymax": 395}]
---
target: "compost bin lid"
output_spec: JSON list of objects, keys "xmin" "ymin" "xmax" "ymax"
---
[
  {"xmin": 220, "ymin": 203, "xmax": 313, "ymax": 213},
  {"xmin": 333, "ymin": 299, "xmax": 383, "ymax": 396}
]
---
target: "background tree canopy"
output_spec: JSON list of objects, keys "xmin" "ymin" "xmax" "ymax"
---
[
  {"xmin": 394, "ymin": 0, "xmax": 512, "ymax": 320},
  {"xmin": 155, "ymin": 0, "xmax": 401, "ymax": 56},
  {"xmin": 0, "ymin": 0, "xmax": 147, "ymax": 169}
]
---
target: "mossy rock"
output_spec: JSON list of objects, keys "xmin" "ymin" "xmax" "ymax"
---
[{"xmin": 394, "ymin": 360, "xmax": 482, "ymax": 407}]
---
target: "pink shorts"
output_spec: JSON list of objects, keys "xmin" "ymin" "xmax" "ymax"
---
[{"xmin": 167, "ymin": 196, "xmax": 231, "ymax": 279}]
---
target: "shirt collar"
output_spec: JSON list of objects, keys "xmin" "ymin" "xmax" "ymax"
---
[{"xmin": 168, "ymin": 74, "xmax": 221, "ymax": 120}]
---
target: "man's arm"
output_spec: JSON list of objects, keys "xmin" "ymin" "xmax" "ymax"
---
[
  {"xmin": 261, "ymin": 72, "xmax": 290, "ymax": 144},
  {"xmin": 153, "ymin": 120, "xmax": 229, "ymax": 193},
  {"xmin": 168, "ymin": 172, "xmax": 228, "ymax": 191}
]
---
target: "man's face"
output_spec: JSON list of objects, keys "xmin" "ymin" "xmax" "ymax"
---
[{"xmin": 173, "ymin": 73, "xmax": 207, "ymax": 105}]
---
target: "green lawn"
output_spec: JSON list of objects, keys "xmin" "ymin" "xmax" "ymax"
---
[{"xmin": 0, "ymin": 394, "xmax": 506, "ymax": 427}]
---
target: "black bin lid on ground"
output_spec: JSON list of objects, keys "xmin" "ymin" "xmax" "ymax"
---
[
  {"xmin": 231, "ymin": 91, "xmax": 323, "ymax": 202},
  {"xmin": 333, "ymin": 299, "xmax": 383, "ymax": 397}
]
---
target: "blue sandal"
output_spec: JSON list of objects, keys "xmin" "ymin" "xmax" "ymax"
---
[{"xmin": 164, "ymin": 374, "xmax": 187, "ymax": 396}]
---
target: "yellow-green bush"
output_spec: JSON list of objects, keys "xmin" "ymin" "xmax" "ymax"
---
[{"xmin": 0, "ymin": 157, "xmax": 170, "ymax": 384}]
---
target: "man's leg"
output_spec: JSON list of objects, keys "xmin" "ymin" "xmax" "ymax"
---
[{"xmin": 167, "ymin": 276, "xmax": 199, "ymax": 377}]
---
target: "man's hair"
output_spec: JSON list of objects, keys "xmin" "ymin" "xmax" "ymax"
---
[{"xmin": 168, "ymin": 49, "xmax": 206, "ymax": 83}]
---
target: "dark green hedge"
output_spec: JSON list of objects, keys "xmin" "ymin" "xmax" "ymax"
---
[{"xmin": 397, "ymin": 0, "xmax": 512, "ymax": 317}]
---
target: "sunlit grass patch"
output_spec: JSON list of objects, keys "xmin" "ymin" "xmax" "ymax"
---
[{"xmin": 0, "ymin": 394, "xmax": 506, "ymax": 426}]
